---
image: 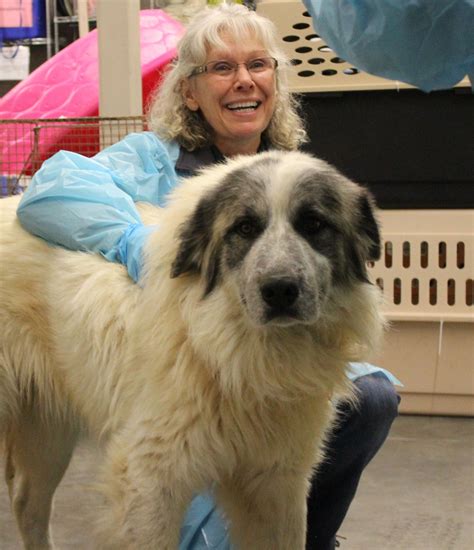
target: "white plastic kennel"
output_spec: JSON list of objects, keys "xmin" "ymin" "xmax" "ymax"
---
[{"xmin": 369, "ymin": 210, "xmax": 474, "ymax": 416}]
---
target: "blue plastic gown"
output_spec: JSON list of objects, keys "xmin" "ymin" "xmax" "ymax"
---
[
  {"xmin": 303, "ymin": 0, "xmax": 474, "ymax": 91},
  {"xmin": 17, "ymin": 132, "xmax": 400, "ymax": 549}
]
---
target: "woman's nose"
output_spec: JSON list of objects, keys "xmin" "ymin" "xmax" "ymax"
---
[{"xmin": 233, "ymin": 65, "xmax": 255, "ymax": 88}]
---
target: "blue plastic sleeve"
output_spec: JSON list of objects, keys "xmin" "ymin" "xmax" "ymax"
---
[
  {"xmin": 17, "ymin": 133, "xmax": 180, "ymax": 279},
  {"xmin": 110, "ymin": 223, "xmax": 159, "ymax": 282}
]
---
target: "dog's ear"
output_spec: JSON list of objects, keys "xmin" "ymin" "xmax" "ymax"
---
[
  {"xmin": 170, "ymin": 196, "xmax": 222, "ymax": 296},
  {"xmin": 357, "ymin": 191, "xmax": 381, "ymax": 262},
  {"xmin": 349, "ymin": 190, "xmax": 381, "ymax": 282}
]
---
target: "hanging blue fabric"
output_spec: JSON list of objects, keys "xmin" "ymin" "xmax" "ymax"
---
[{"xmin": 302, "ymin": 0, "xmax": 474, "ymax": 92}]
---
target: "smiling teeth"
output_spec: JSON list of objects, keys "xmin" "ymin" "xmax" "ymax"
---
[{"xmin": 227, "ymin": 101, "xmax": 259, "ymax": 111}]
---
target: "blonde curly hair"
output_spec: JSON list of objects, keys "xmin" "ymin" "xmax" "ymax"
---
[{"xmin": 147, "ymin": 2, "xmax": 307, "ymax": 151}]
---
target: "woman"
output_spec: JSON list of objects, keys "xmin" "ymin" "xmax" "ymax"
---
[{"xmin": 17, "ymin": 4, "xmax": 399, "ymax": 549}]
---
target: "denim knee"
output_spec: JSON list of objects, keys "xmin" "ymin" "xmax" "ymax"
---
[
  {"xmin": 354, "ymin": 372, "xmax": 400, "ymax": 425},
  {"xmin": 341, "ymin": 372, "xmax": 400, "ymax": 458}
]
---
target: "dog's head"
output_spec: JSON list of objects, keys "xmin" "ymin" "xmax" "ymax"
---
[{"xmin": 171, "ymin": 151, "xmax": 380, "ymax": 327}]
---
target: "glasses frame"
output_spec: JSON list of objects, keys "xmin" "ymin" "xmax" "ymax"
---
[{"xmin": 190, "ymin": 57, "xmax": 278, "ymax": 78}]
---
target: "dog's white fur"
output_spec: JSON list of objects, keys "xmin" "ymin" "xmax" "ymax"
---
[{"xmin": 0, "ymin": 151, "xmax": 384, "ymax": 549}]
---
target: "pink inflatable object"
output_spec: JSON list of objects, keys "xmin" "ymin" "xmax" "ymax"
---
[{"xmin": 0, "ymin": 9, "xmax": 184, "ymax": 182}]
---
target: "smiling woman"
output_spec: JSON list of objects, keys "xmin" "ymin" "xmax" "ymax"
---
[{"xmin": 149, "ymin": 5, "xmax": 305, "ymax": 155}]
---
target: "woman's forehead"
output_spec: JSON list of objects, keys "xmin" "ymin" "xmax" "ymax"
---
[
  {"xmin": 205, "ymin": 31, "xmax": 267, "ymax": 60},
  {"xmin": 206, "ymin": 48, "xmax": 268, "ymax": 61}
]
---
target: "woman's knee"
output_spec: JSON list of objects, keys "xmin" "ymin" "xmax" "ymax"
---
[{"xmin": 354, "ymin": 372, "xmax": 400, "ymax": 427}]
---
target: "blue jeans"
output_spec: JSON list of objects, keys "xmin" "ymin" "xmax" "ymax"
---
[{"xmin": 305, "ymin": 372, "xmax": 400, "ymax": 550}]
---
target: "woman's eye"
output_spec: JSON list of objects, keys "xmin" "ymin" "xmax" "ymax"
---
[
  {"xmin": 248, "ymin": 58, "xmax": 265, "ymax": 70},
  {"xmin": 212, "ymin": 62, "xmax": 233, "ymax": 73}
]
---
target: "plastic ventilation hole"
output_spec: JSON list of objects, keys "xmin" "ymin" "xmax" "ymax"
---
[
  {"xmin": 420, "ymin": 242, "xmax": 429, "ymax": 268},
  {"xmin": 403, "ymin": 242, "xmax": 411, "ymax": 268},
  {"xmin": 429, "ymin": 279, "xmax": 437, "ymax": 305},
  {"xmin": 394, "ymin": 278, "xmax": 402, "ymax": 305},
  {"xmin": 293, "ymin": 22, "xmax": 310, "ymax": 30},
  {"xmin": 466, "ymin": 280, "xmax": 473, "ymax": 306},
  {"xmin": 439, "ymin": 242, "xmax": 447, "ymax": 268},
  {"xmin": 384, "ymin": 242, "xmax": 393, "ymax": 268},
  {"xmin": 457, "ymin": 242, "xmax": 465, "ymax": 268},
  {"xmin": 411, "ymin": 279, "xmax": 419, "ymax": 305},
  {"xmin": 448, "ymin": 279, "xmax": 456, "ymax": 306}
]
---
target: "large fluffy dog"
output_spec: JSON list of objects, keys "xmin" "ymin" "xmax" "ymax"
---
[{"xmin": 0, "ymin": 151, "xmax": 384, "ymax": 549}]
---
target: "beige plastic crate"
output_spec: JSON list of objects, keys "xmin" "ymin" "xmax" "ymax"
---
[
  {"xmin": 257, "ymin": 0, "xmax": 471, "ymax": 93},
  {"xmin": 369, "ymin": 210, "xmax": 474, "ymax": 416}
]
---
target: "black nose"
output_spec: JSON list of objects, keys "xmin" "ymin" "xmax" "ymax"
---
[{"xmin": 260, "ymin": 279, "xmax": 299, "ymax": 309}]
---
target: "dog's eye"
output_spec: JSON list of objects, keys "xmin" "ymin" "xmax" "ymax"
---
[
  {"xmin": 296, "ymin": 213, "xmax": 324, "ymax": 236},
  {"xmin": 233, "ymin": 218, "xmax": 260, "ymax": 239}
]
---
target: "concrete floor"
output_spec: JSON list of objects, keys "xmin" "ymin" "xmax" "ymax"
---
[{"xmin": 0, "ymin": 415, "xmax": 472, "ymax": 549}]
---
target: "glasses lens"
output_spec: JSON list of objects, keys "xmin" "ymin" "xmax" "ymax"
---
[
  {"xmin": 208, "ymin": 60, "xmax": 236, "ymax": 75},
  {"xmin": 203, "ymin": 58, "xmax": 276, "ymax": 77},
  {"xmin": 247, "ymin": 57, "xmax": 275, "ymax": 72}
]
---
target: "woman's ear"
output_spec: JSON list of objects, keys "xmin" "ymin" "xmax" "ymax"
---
[{"xmin": 182, "ymin": 80, "xmax": 200, "ymax": 112}]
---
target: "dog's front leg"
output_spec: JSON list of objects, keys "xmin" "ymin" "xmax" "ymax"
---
[
  {"xmin": 99, "ymin": 434, "xmax": 194, "ymax": 550},
  {"xmin": 217, "ymin": 469, "xmax": 310, "ymax": 550}
]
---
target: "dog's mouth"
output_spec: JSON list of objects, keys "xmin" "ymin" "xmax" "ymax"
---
[{"xmin": 264, "ymin": 310, "xmax": 303, "ymax": 327}]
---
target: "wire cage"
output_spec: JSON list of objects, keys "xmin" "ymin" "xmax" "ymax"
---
[{"xmin": 0, "ymin": 116, "xmax": 147, "ymax": 196}]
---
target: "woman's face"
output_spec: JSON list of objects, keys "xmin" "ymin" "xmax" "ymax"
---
[{"xmin": 183, "ymin": 32, "xmax": 277, "ymax": 156}]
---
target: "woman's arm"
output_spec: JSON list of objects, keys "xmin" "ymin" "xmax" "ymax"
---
[{"xmin": 17, "ymin": 132, "xmax": 180, "ymax": 282}]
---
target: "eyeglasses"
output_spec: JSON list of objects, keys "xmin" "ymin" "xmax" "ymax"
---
[{"xmin": 190, "ymin": 57, "xmax": 278, "ymax": 78}]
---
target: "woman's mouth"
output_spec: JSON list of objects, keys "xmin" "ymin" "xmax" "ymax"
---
[{"xmin": 225, "ymin": 101, "xmax": 261, "ymax": 112}]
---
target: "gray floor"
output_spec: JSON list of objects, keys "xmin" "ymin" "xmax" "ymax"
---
[{"xmin": 0, "ymin": 415, "xmax": 473, "ymax": 549}]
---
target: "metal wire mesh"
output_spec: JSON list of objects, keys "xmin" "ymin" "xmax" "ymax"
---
[{"xmin": 0, "ymin": 116, "xmax": 147, "ymax": 196}]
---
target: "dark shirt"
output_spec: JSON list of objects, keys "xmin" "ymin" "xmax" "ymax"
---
[
  {"xmin": 175, "ymin": 145, "xmax": 226, "ymax": 178},
  {"xmin": 175, "ymin": 139, "xmax": 270, "ymax": 178}
]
